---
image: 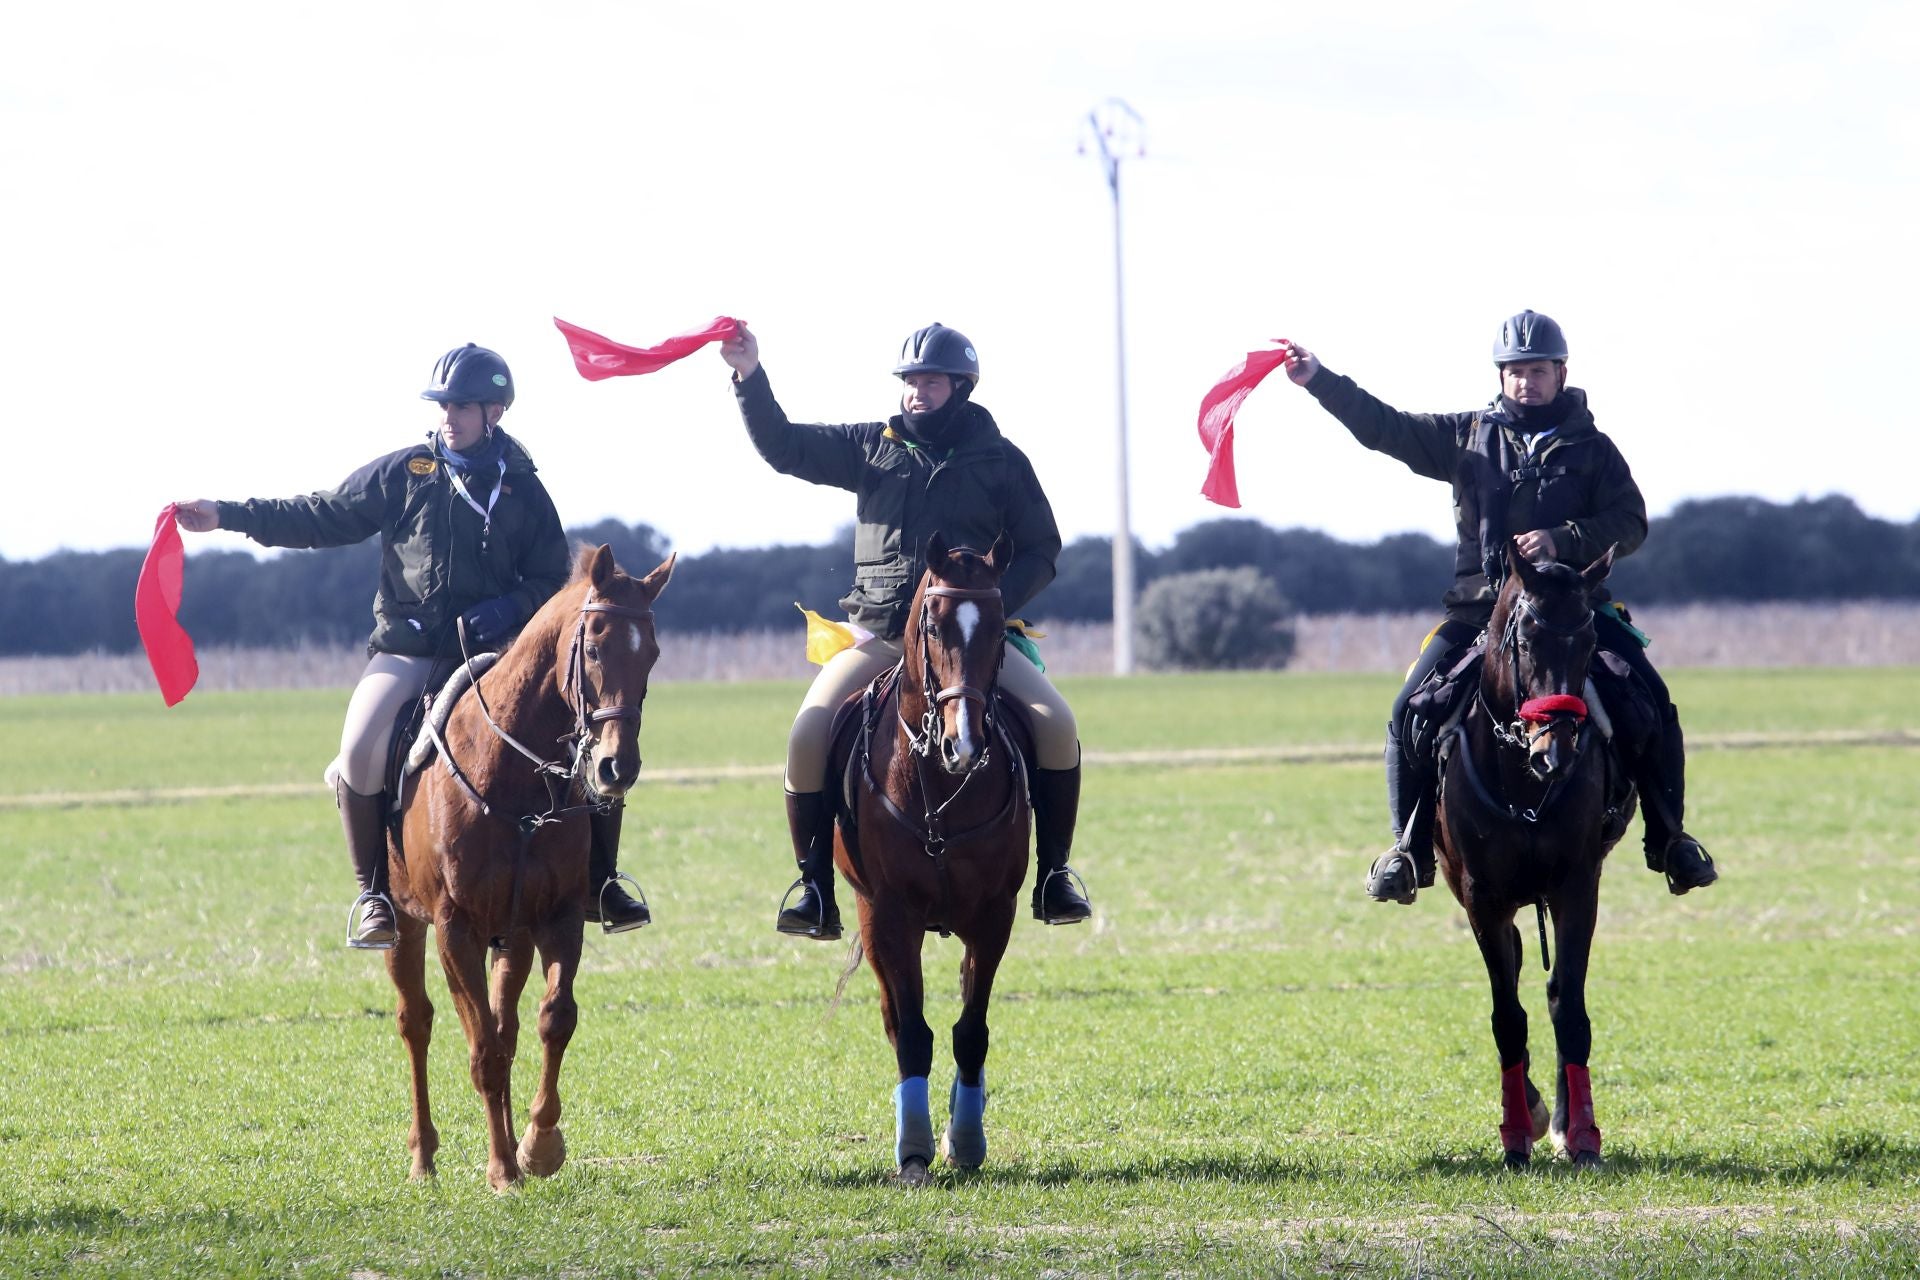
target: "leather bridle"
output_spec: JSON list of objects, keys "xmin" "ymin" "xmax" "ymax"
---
[{"xmin": 901, "ymin": 583, "xmax": 1004, "ymax": 766}]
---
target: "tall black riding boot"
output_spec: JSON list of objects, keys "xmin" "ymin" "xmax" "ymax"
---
[
  {"xmin": 1636, "ymin": 714, "xmax": 1718, "ymax": 895},
  {"xmin": 585, "ymin": 801, "xmax": 651, "ymax": 933},
  {"xmin": 1364, "ymin": 724, "xmax": 1435, "ymax": 905},
  {"xmin": 1030, "ymin": 756, "xmax": 1093, "ymax": 925},
  {"xmin": 777, "ymin": 790, "xmax": 842, "ymax": 940},
  {"xmin": 337, "ymin": 778, "xmax": 396, "ymax": 950}
]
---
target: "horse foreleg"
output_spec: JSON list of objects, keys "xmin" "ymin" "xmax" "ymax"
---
[
  {"xmin": 1469, "ymin": 907, "xmax": 1535, "ymax": 1168},
  {"xmin": 384, "ymin": 914, "xmax": 438, "ymax": 1181},
  {"xmin": 488, "ymin": 933, "xmax": 535, "ymax": 1170},
  {"xmin": 1545, "ymin": 881, "xmax": 1603, "ymax": 1167},
  {"xmin": 944, "ymin": 899, "xmax": 1014, "ymax": 1171},
  {"xmin": 862, "ymin": 899, "xmax": 934, "ymax": 1184},
  {"xmin": 437, "ymin": 918, "xmax": 521, "ymax": 1191},
  {"xmin": 517, "ymin": 922, "xmax": 582, "ymax": 1178}
]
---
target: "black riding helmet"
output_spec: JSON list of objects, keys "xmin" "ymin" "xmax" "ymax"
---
[
  {"xmin": 893, "ymin": 323, "xmax": 980, "ymax": 394},
  {"xmin": 1492, "ymin": 311, "xmax": 1568, "ymax": 366},
  {"xmin": 422, "ymin": 343, "xmax": 515, "ymax": 409}
]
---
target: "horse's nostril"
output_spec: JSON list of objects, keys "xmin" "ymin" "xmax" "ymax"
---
[{"xmin": 597, "ymin": 755, "xmax": 624, "ymax": 790}]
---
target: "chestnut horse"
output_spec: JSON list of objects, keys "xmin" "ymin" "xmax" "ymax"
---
[
  {"xmin": 834, "ymin": 533, "xmax": 1031, "ymax": 1186},
  {"xmin": 384, "ymin": 543, "xmax": 673, "ymax": 1191},
  {"xmin": 1435, "ymin": 544, "xmax": 1627, "ymax": 1170}
]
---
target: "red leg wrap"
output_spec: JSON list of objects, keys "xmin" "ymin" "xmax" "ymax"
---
[
  {"xmin": 1564, "ymin": 1063, "xmax": 1602, "ymax": 1157},
  {"xmin": 1499, "ymin": 1064, "xmax": 1534, "ymax": 1156}
]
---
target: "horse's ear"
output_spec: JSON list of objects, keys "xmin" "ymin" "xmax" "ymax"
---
[
  {"xmin": 1581, "ymin": 544, "xmax": 1617, "ymax": 592},
  {"xmin": 987, "ymin": 531, "xmax": 1014, "ymax": 573},
  {"xmin": 1506, "ymin": 539, "xmax": 1545, "ymax": 591},
  {"xmin": 640, "ymin": 551, "xmax": 677, "ymax": 601},
  {"xmin": 588, "ymin": 543, "xmax": 616, "ymax": 590},
  {"xmin": 923, "ymin": 530, "xmax": 950, "ymax": 572}
]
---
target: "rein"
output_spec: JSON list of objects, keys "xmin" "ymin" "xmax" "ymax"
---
[{"xmin": 430, "ymin": 594, "xmax": 653, "ymax": 835}]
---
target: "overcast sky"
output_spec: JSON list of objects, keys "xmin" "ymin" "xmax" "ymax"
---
[{"xmin": 5, "ymin": 0, "xmax": 1913, "ymax": 567}]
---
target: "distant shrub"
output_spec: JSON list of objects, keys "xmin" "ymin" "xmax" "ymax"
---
[{"xmin": 1135, "ymin": 567, "xmax": 1297, "ymax": 671}]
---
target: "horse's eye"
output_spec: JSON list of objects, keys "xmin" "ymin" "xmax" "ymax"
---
[{"xmin": 585, "ymin": 644, "xmax": 601, "ymax": 662}]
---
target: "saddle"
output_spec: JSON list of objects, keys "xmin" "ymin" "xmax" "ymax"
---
[{"xmin": 376, "ymin": 653, "xmax": 498, "ymax": 855}]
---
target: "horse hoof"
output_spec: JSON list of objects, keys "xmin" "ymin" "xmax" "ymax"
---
[
  {"xmin": 408, "ymin": 1160, "xmax": 436, "ymax": 1183},
  {"xmin": 487, "ymin": 1164, "xmax": 523, "ymax": 1194},
  {"xmin": 941, "ymin": 1128, "xmax": 985, "ymax": 1171},
  {"xmin": 518, "ymin": 1126, "xmax": 566, "ymax": 1178},
  {"xmin": 1572, "ymin": 1150, "xmax": 1604, "ymax": 1171},
  {"xmin": 1502, "ymin": 1150, "xmax": 1530, "ymax": 1172},
  {"xmin": 1529, "ymin": 1097, "xmax": 1551, "ymax": 1144},
  {"xmin": 892, "ymin": 1158, "xmax": 933, "ymax": 1188}
]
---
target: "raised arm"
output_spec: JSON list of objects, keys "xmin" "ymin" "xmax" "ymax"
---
[
  {"xmin": 1284, "ymin": 341, "xmax": 1474, "ymax": 483},
  {"xmin": 724, "ymin": 323, "xmax": 874, "ymax": 492}
]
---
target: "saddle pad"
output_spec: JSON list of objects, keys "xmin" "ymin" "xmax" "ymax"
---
[{"xmin": 404, "ymin": 652, "xmax": 502, "ymax": 775}]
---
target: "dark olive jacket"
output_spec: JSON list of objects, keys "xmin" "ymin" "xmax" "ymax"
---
[
  {"xmin": 1306, "ymin": 367, "xmax": 1648, "ymax": 628},
  {"xmin": 215, "ymin": 431, "xmax": 570, "ymax": 658},
  {"xmin": 734, "ymin": 366, "xmax": 1061, "ymax": 639}
]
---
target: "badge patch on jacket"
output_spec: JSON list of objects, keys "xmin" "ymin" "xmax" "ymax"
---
[{"xmin": 407, "ymin": 457, "xmax": 436, "ymax": 476}]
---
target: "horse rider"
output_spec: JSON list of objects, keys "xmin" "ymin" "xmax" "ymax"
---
[
  {"xmin": 717, "ymin": 321, "xmax": 1094, "ymax": 939},
  {"xmin": 1281, "ymin": 311, "xmax": 1718, "ymax": 903},
  {"xmin": 173, "ymin": 343, "xmax": 654, "ymax": 946}
]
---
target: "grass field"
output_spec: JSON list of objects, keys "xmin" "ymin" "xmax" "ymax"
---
[{"xmin": 3, "ymin": 669, "xmax": 1918, "ymax": 1278}]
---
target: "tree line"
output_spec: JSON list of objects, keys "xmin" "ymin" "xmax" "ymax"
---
[{"xmin": 3, "ymin": 495, "xmax": 1915, "ymax": 657}]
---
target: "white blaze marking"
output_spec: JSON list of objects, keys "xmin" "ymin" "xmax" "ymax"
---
[
  {"xmin": 629, "ymin": 622, "xmax": 642, "ymax": 653},
  {"xmin": 956, "ymin": 602, "xmax": 980, "ymax": 649}
]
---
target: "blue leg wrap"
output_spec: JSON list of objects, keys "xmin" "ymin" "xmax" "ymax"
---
[
  {"xmin": 943, "ymin": 1074, "xmax": 988, "ymax": 1168},
  {"xmin": 894, "ymin": 1076, "xmax": 933, "ymax": 1167}
]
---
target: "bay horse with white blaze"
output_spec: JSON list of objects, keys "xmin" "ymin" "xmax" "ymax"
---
[
  {"xmin": 1435, "ymin": 543, "xmax": 1628, "ymax": 1170},
  {"xmin": 384, "ymin": 543, "xmax": 673, "ymax": 1192},
  {"xmin": 833, "ymin": 533, "xmax": 1031, "ymax": 1186}
]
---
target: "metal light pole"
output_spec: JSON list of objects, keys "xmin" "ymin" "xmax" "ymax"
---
[{"xmin": 1080, "ymin": 99, "xmax": 1144, "ymax": 676}]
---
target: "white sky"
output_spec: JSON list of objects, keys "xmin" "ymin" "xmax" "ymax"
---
[{"xmin": 4, "ymin": 0, "xmax": 1915, "ymax": 565}]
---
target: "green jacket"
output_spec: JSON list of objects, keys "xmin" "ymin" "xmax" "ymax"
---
[
  {"xmin": 1307, "ymin": 368, "xmax": 1647, "ymax": 627},
  {"xmin": 215, "ymin": 431, "xmax": 570, "ymax": 658},
  {"xmin": 734, "ymin": 366, "xmax": 1061, "ymax": 639}
]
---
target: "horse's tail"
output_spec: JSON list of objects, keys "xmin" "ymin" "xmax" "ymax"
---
[{"xmin": 827, "ymin": 931, "xmax": 865, "ymax": 1018}]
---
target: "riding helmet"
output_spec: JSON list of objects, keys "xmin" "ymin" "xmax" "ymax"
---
[
  {"xmin": 892, "ymin": 323, "xmax": 980, "ymax": 385},
  {"xmin": 1492, "ymin": 311, "xmax": 1569, "ymax": 366},
  {"xmin": 422, "ymin": 343, "xmax": 515, "ymax": 408}
]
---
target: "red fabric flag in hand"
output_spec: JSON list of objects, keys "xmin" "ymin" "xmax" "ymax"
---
[
  {"xmin": 1196, "ymin": 340, "xmax": 1294, "ymax": 509},
  {"xmin": 136, "ymin": 504, "xmax": 198, "ymax": 706},
  {"xmin": 554, "ymin": 316, "xmax": 742, "ymax": 381}
]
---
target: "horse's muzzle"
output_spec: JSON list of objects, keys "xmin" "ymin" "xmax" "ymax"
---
[
  {"xmin": 938, "ymin": 702, "xmax": 985, "ymax": 775},
  {"xmin": 590, "ymin": 731, "xmax": 642, "ymax": 798}
]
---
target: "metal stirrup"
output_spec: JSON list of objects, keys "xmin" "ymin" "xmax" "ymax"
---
[
  {"xmin": 596, "ymin": 871, "xmax": 650, "ymax": 934},
  {"xmin": 345, "ymin": 890, "xmax": 398, "ymax": 951},
  {"xmin": 776, "ymin": 877, "xmax": 833, "ymax": 936},
  {"xmin": 1035, "ymin": 866, "xmax": 1091, "ymax": 924}
]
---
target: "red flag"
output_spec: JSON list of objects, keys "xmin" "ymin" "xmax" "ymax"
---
[
  {"xmin": 554, "ymin": 316, "xmax": 742, "ymax": 381},
  {"xmin": 135, "ymin": 504, "xmax": 198, "ymax": 706},
  {"xmin": 1197, "ymin": 341, "xmax": 1294, "ymax": 508}
]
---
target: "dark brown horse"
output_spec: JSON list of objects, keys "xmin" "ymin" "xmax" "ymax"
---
[
  {"xmin": 834, "ymin": 533, "xmax": 1031, "ymax": 1186},
  {"xmin": 385, "ymin": 543, "xmax": 673, "ymax": 1191},
  {"xmin": 1435, "ymin": 543, "xmax": 1628, "ymax": 1170}
]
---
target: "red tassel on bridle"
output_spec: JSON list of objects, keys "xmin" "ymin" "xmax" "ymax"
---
[{"xmin": 1517, "ymin": 694, "xmax": 1587, "ymax": 723}]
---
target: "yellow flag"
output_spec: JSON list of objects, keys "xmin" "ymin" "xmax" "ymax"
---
[{"xmin": 796, "ymin": 604, "xmax": 857, "ymax": 665}]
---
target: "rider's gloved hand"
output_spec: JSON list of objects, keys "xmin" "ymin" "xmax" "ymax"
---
[{"xmin": 460, "ymin": 595, "xmax": 522, "ymax": 646}]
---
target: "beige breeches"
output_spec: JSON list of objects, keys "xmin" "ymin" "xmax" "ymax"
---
[
  {"xmin": 336, "ymin": 652, "xmax": 436, "ymax": 795},
  {"xmin": 784, "ymin": 637, "xmax": 1079, "ymax": 792}
]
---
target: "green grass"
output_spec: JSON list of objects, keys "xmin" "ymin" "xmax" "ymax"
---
[{"xmin": 3, "ymin": 670, "xmax": 1918, "ymax": 1277}]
